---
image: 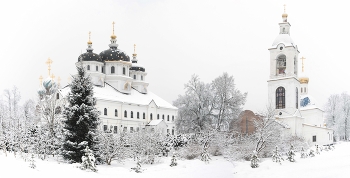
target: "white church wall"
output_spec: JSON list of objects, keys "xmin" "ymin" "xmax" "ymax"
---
[
  {"xmin": 301, "ymin": 108, "xmax": 324, "ymax": 126},
  {"xmin": 302, "ymin": 124, "xmax": 333, "ymax": 146}
]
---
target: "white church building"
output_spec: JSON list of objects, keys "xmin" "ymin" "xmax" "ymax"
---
[
  {"xmin": 59, "ymin": 25, "xmax": 177, "ymax": 135},
  {"xmin": 268, "ymin": 10, "xmax": 332, "ymax": 146}
]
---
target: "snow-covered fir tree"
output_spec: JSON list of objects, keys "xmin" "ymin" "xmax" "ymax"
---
[
  {"xmin": 300, "ymin": 147, "xmax": 308, "ymax": 158},
  {"xmin": 272, "ymin": 146, "xmax": 284, "ymax": 164},
  {"xmin": 170, "ymin": 153, "xmax": 177, "ymax": 167},
  {"xmin": 309, "ymin": 149, "xmax": 315, "ymax": 157},
  {"xmin": 62, "ymin": 65, "xmax": 100, "ymax": 163},
  {"xmin": 131, "ymin": 156, "xmax": 144, "ymax": 173},
  {"xmin": 29, "ymin": 153, "xmax": 36, "ymax": 169},
  {"xmin": 250, "ymin": 151, "xmax": 259, "ymax": 168},
  {"xmin": 286, "ymin": 145, "xmax": 296, "ymax": 162},
  {"xmin": 315, "ymin": 145, "xmax": 321, "ymax": 154},
  {"xmin": 80, "ymin": 146, "xmax": 97, "ymax": 172}
]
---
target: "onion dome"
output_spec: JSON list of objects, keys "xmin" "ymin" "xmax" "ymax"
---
[
  {"xmin": 100, "ymin": 22, "xmax": 130, "ymax": 62},
  {"xmin": 300, "ymin": 95, "xmax": 316, "ymax": 107},
  {"xmin": 299, "ymin": 76, "xmax": 309, "ymax": 84},
  {"xmin": 130, "ymin": 44, "xmax": 145, "ymax": 72},
  {"xmin": 78, "ymin": 32, "xmax": 102, "ymax": 62}
]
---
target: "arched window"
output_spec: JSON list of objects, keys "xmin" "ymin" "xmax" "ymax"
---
[
  {"xmin": 137, "ymin": 112, "xmax": 139, "ymax": 119},
  {"xmin": 301, "ymin": 88, "xmax": 303, "ymax": 93},
  {"xmin": 104, "ymin": 108, "xmax": 107, "ymax": 115},
  {"xmin": 111, "ymin": 66, "xmax": 115, "ymax": 74},
  {"xmin": 143, "ymin": 112, "xmax": 145, "ymax": 119},
  {"xmin": 276, "ymin": 55, "xmax": 286, "ymax": 75},
  {"xmin": 123, "ymin": 67, "xmax": 126, "ymax": 75},
  {"xmin": 102, "ymin": 66, "xmax": 105, "ymax": 73},
  {"xmin": 150, "ymin": 113, "xmax": 153, "ymax": 120},
  {"xmin": 115, "ymin": 109, "xmax": 118, "ymax": 117},
  {"xmin": 87, "ymin": 65, "xmax": 90, "ymax": 70},
  {"xmin": 172, "ymin": 115, "xmax": 174, "ymax": 122},
  {"xmin": 276, "ymin": 87, "xmax": 285, "ymax": 109},
  {"xmin": 134, "ymin": 75, "xmax": 136, "ymax": 79},
  {"xmin": 305, "ymin": 87, "xmax": 307, "ymax": 93},
  {"xmin": 157, "ymin": 114, "xmax": 159, "ymax": 120},
  {"xmin": 56, "ymin": 93, "xmax": 60, "ymax": 100},
  {"xmin": 296, "ymin": 87, "xmax": 298, "ymax": 109},
  {"xmin": 162, "ymin": 114, "xmax": 164, "ymax": 120},
  {"xmin": 131, "ymin": 111, "xmax": 133, "ymax": 118},
  {"xmin": 124, "ymin": 110, "xmax": 127, "ymax": 118},
  {"xmin": 167, "ymin": 115, "xmax": 169, "ymax": 121},
  {"xmin": 96, "ymin": 66, "xmax": 98, "ymax": 71},
  {"xmin": 141, "ymin": 76, "xmax": 143, "ymax": 80}
]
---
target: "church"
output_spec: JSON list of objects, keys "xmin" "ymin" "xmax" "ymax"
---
[
  {"xmin": 59, "ymin": 23, "xmax": 178, "ymax": 135},
  {"xmin": 267, "ymin": 9, "xmax": 332, "ymax": 146}
]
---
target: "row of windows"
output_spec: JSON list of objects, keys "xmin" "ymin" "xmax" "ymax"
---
[
  {"xmin": 275, "ymin": 87, "xmax": 299, "ymax": 109},
  {"xmin": 103, "ymin": 108, "xmax": 175, "ymax": 121},
  {"xmin": 86, "ymin": 65, "xmax": 144, "ymax": 80},
  {"xmin": 103, "ymin": 125, "xmax": 175, "ymax": 135}
]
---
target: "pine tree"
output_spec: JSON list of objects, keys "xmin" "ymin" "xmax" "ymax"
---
[
  {"xmin": 61, "ymin": 65, "xmax": 100, "ymax": 163},
  {"xmin": 300, "ymin": 147, "xmax": 308, "ymax": 158},
  {"xmin": 250, "ymin": 151, "xmax": 259, "ymax": 168},
  {"xmin": 272, "ymin": 146, "xmax": 284, "ymax": 164},
  {"xmin": 170, "ymin": 153, "xmax": 178, "ymax": 167},
  {"xmin": 286, "ymin": 145, "xmax": 296, "ymax": 162}
]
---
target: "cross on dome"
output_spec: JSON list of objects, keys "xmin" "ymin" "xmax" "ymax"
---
[
  {"xmin": 46, "ymin": 57, "xmax": 53, "ymax": 76},
  {"xmin": 300, "ymin": 56, "xmax": 306, "ymax": 72}
]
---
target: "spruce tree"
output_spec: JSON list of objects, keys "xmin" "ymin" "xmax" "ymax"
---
[{"xmin": 62, "ymin": 65, "xmax": 100, "ymax": 163}]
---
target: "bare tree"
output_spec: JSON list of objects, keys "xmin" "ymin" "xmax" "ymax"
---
[
  {"xmin": 211, "ymin": 72, "xmax": 247, "ymax": 131},
  {"xmin": 340, "ymin": 92, "xmax": 350, "ymax": 140}
]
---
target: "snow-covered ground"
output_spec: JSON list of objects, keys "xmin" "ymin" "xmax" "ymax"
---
[{"xmin": 1, "ymin": 142, "xmax": 350, "ymax": 178}]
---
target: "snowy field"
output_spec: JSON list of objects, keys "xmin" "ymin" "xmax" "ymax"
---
[{"xmin": 1, "ymin": 142, "xmax": 350, "ymax": 178}]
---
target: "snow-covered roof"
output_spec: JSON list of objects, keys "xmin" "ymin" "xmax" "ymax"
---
[
  {"xmin": 146, "ymin": 120, "xmax": 165, "ymax": 126},
  {"xmin": 271, "ymin": 34, "xmax": 295, "ymax": 48},
  {"xmin": 132, "ymin": 62, "xmax": 144, "ymax": 68},
  {"xmin": 60, "ymin": 83, "xmax": 177, "ymax": 110}
]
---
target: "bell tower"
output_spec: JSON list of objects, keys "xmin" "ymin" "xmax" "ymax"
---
[{"xmin": 267, "ymin": 6, "xmax": 301, "ymax": 115}]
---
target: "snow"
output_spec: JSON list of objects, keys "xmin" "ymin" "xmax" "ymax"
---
[
  {"xmin": 271, "ymin": 34, "xmax": 295, "ymax": 48},
  {"xmin": 60, "ymin": 83, "xmax": 177, "ymax": 110},
  {"xmin": 2, "ymin": 142, "xmax": 350, "ymax": 177},
  {"xmin": 147, "ymin": 119, "xmax": 164, "ymax": 126}
]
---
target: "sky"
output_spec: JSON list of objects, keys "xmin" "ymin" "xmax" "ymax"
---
[{"xmin": 0, "ymin": 0, "xmax": 349, "ymax": 112}]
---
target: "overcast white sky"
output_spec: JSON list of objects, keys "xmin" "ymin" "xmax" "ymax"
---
[{"xmin": 0, "ymin": 0, "xmax": 349, "ymax": 112}]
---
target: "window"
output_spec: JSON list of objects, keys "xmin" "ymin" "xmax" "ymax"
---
[
  {"xmin": 113, "ymin": 126, "xmax": 118, "ymax": 134},
  {"xmin": 124, "ymin": 110, "xmax": 127, "ymax": 118},
  {"xmin": 276, "ymin": 55, "xmax": 286, "ymax": 75},
  {"xmin": 130, "ymin": 127, "xmax": 134, "ymax": 133},
  {"xmin": 301, "ymin": 88, "xmax": 303, "ymax": 93},
  {"xmin": 276, "ymin": 87, "xmax": 285, "ymax": 109},
  {"xmin": 104, "ymin": 108, "xmax": 107, "ymax": 115},
  {"xmin": 136, "ymin": 127, "xmax": 140, "ymax": 132},
  {"xmin": 123, "ymin": 127, "xmax": 127, "ymax": 132},
  {"xmin": 296, "ymin": 87, "xmax": 298, "ymax": 109},
  {"xmin": 172, "ymin": 129, "xmax": 174, "ymax": 135},
  {"xmin": 134, "ymin": 75, "xmax": 136, "ymax": 79},
  {"xmin": 167, "ymin": 129, "xmax": 169, "ymax": 133},
  {"xmin": 115, "ymin": 109, "xmax": 118, "ymax": 117},
  {"xmin": 103, "ymin": 125, "xmax": 107, "ymax": 132},
  {"xmin": 96, "ymin": 66, "xmax": 98, "ymax": 71},
  {"xmin": 131, "ymin": 111, "xmax": 133, "ymax": 118},
  {"xmin": 167, "ymin": 115, "xmax": 169, "ymax": 121},
  {"xmin": 87, "ymin": 65, "xmax": 90, "ymax": 70},
  {"xmin": 137, "ymin": 112, "xmax": 139, "ymax": 119},
  {"xmin": 157, "ymin": 114, "xmax": 159, "ymax": 120},
  {"xmin": 141, "ymin": 76, "xmax": 143, "ymax": 80},
  {"xmin": 150, "ymin": 113, "xmax": 153, "ymax": 120},
  {"xmin": 172, "ymin": 115, "xmax": 174, "ymax": 122},
  {"xmin": 313, "ymin": 135, "xmax": 316, "ymax": 142},
  {"xmin": 111, "ymin": 66, "xmax": 115, "ymax": 74},
  {"xmin": 123, "ymin": 67, "xmax": 125, "ymax": 75},
  {"xmin": 162, "ymin": 114, "xmax": 164, "ymax": 120},
  {"xmin": 305, "ymin": 87, "xmax": 307, "ymax": 93},
  {"xmin": 102, "ymin": 66, "xmax": 104, "ymax": 73},
  {"xmin": 56, "ymin": 93, "xmax": 60, "ymax": 100},
  {"xmin": 143, "ymin": 112, "xmax": 145, "ymax": 119}
]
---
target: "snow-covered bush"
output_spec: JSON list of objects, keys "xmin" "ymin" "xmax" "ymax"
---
[
  {"xmin": 170, "ymin": 153, "xmax": 178, "ymax": 167},
  {"xmin": 131, "ymin": 156, "xmax": 144, "ymax": 173},
  {"xmin": 97, "ymin": 132, "xmax": 129, "ymax": 165},
  {"xmin": 29, "ymin": 153, "xmax": 36, "ymax": 169},
  {"xmin": 309, "ymin": 149, "xmax": 315, "ymax": 157},
  {"xmin": 300, "ymin": 147, "xmax": 308, "ymax": 158}
]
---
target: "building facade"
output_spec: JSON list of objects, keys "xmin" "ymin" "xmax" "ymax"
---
[{"xmin": 60, "ymin": 26, "xmax": 177, "ymax": 135}]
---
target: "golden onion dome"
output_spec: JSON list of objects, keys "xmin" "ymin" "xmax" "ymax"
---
[
  {"xmin": 299, "ymin": 77, "xmax": 309, "ymax": 84},
  {"xmin": 87, "ymin": 40, "xmax": 92, "ymax": 44},
  {"xmin": 282, "ymin": 13, "xmax": 288, "ymax": 18},
  {"xmin": 111, "ymin": 34, "xmax": 117, "ymax": 39}
]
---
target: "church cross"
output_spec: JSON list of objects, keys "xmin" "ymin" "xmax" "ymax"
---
[
  {"xmin": 134, "ymin": 44, "xmax": 136, "ymax": 54},
  {"xmin": 89, "ymin": 31, "xmax": 91, "ymax": 42},
  {"xmin": 284, "ymin": 4, "xmax": 286, "ymax": 13},
  {"xmin": 46, "ymin": 57, "xmax": 53, "ymax": 76},
  {"xmin": 51, "ymin": 73, "xmax": 55, "ymax": 80},
  {"xmin": 300, "ymin": 56, "xmax": 306, "ymax": 72},
  {"xmin": 112, "ymin": 21, "xmax": 115, "ymax": 35},
  {"xmin": 39, "ymin": 75, "xmax": 43, "ymax": 86},
  {"xmin": 57, "ymin": 76, "xmax": 61, "ymax": 85}
]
